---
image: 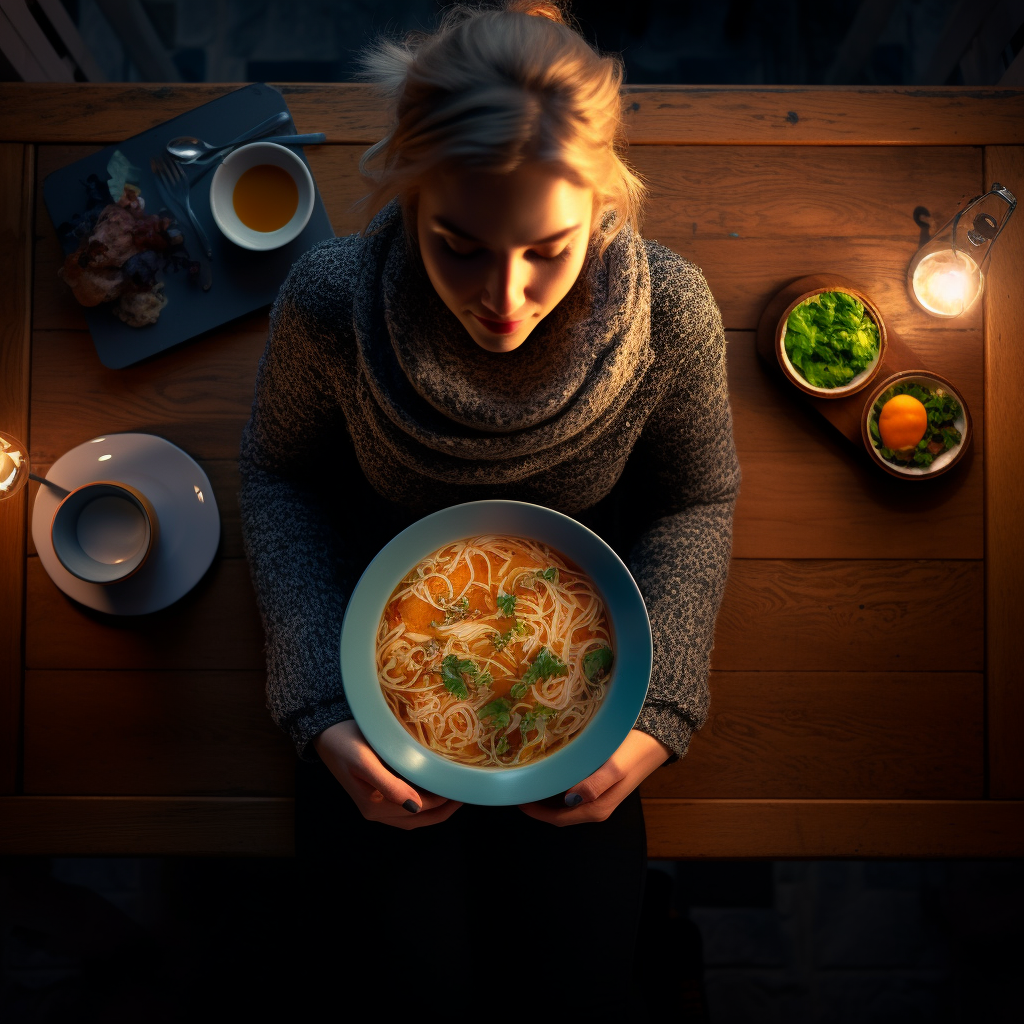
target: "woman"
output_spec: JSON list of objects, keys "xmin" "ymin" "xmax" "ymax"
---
[{"xmin": 240, "ymin": 1, "xmax": 738, "ymax": 1012}]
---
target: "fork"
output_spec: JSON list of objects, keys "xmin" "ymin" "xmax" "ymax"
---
[{"xmin": 151, "ymin": 155, "xmax": 213, "ymax": 260}]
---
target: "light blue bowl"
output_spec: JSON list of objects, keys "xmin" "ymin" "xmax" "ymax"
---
[{"xmin": 340, "ymin": 500, "xmax": 652, "ymax": 805}]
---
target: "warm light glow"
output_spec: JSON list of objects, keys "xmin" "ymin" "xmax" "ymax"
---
[
  {"xmin": 90, "ymin": 437, "xmax": 106, "ymax": 443},
  {"xmin": 0, "ymin": 449, "xmax": 22, "ymax": 492},
  {"xmin": 911, "ymin": 250, "xmax": 982, "ymax": 317},
  {"xmin": 0, "ymin": 431, "xmax": 30, "ymax": 500},
  {"xmin": 194, "ymin": 485, "xmax": 204, "ymax": 503},
  {"xmin": 98, "ymin": 454, "xmax": 112, "ymax": 462}
]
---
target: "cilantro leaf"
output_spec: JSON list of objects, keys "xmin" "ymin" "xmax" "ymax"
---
[
  {"xmin": 583, "ymin": 646, "xmax": 613, "ymax": 683},
  {"xmin": 536, "ymin": 567, "xmax": 559, "ymax": 584},
  {"xmin": 441, "ymin": 654, "xmax": 477, "ymax": 700},
  {"xmin": 520, "ymin": 705, "xmax": 557, "ymax": 745},
  {"xmin": 491, "ymin": 620, "xmax": 527, "ymax": 651},
  {"xmin": 480, "ymin": 697, "xmax": 512, "ymax": 732},
  {"xmin": 496, "ymin": 736, "xmax": 509, "ymax": 755},
  {"xmin": 496, "ymin": 593, "xmax": 517, "ymax": 617},
  {"xmin": 521, "ymin": 646, "xmax": 568, "ymax": 687},
  {"xmin": 510, "ymin": 647, "xmax": 568, "ymax": 700}
]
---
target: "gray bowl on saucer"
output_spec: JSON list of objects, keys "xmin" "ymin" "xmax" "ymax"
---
[{"xmin": 51, "ymin": 481, "xmax": 159, "ymax": 585}]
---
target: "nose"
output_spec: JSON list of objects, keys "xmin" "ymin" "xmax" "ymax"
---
[{"xmin": 481, "ymin": 254, "xmax": 527, "ymax": 318}]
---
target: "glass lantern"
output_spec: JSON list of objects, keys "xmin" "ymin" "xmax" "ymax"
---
[
  {"xmin": 0, "ymin": 431, "xmax": 30, "ymax": 501},
  {"xmin": 907, "ymin": 183, "xmax": 1016, "ymax": 318}
]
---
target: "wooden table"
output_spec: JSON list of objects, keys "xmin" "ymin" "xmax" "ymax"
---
[{"xmin": 2, "ymin": 84, "xmax": 1022, "ymax": 858}]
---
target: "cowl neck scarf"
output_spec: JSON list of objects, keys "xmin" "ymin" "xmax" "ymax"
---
[{"xmin": 350, "ymin": 201, "xmax": 653, "ymax": 486}]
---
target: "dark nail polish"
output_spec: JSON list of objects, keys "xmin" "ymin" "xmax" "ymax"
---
[
  {"xmin": 565, "ymin": 792, "xmax": 583, "ymax": 807},
  {"xmin": 403, "ymin": 799, "xmax": 420, "ymax": 813}
]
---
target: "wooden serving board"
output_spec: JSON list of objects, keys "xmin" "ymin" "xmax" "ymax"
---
[{"xmin": 755, "ymin": 273, "xmax": 925, "ymax": 445}]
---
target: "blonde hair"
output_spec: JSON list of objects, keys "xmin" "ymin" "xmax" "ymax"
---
[{"xmin": 356, "ymin": 0, "xmax": 645, "ymax": 254}]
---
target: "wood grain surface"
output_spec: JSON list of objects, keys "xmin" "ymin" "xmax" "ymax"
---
[
  {"xmin": 1, "ymin": 796, "xmax": 1020, "ymax": 858},
  {"xmin": 643, "ymin": 800, "xmax": 1024, "ymax": 858},
  {"xmin": 0, "ymin": 143, "xmax": 33, "ymax": 795},
  {"xmin": 5, "ymin": 85, "xmax": 1020, "ymax": 857},
  {"xmin": 984, "ymin": 145, "xmax": 1024, "ymax": 800},
  {"xmin": 642, "ymin": 672, "xmax": 983, "ymax": 800},
  {"xmin": 25, "ymin": 558, "xmax": 263, "ymax": 671},
  {"xmin": 23, "ymin": 554, "xmax": 979, "ymax": 674},
  {"xmin": 714, "ymin": 560, "xmax": 983, "ymax": 672},
  {"xmin": 3, "ymin": 83, "xmax": 1023, "ymax": 145},
  {"xmin": 0, "ymin": 796, "xmax": 294, "ymax": 855},
  {"xmin": 24, "ymin": 671, "xmax": 293, "ymax": 796},
  {"xmin": 33, "ymin": 143, "xmax": 986, "ymax": 338},
  {"xmin": 21, "ymin": 666, "xmax": 980, "ymax": 801}
]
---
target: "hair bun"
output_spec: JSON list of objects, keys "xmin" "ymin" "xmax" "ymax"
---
[{"xmin": 504, "ymin": 0, "xmax": 567, "ymax": 25}]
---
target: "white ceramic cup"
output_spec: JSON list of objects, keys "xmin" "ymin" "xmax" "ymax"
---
[
  {"xmin": 51, "ymin": 481, "xmax": 159, "ymax": 585},
  {"xmin": 209, "ymin": 141, "xmax": 315, "ymax": 251}
]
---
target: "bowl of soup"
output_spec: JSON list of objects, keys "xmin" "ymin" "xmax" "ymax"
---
[
  {"xmin": 340, "ymin": 500, "xmax": 653, "ymax": 805},
  {"xmin": 209, "ymin": 141, "xmax": 315, "ymax": 251}
]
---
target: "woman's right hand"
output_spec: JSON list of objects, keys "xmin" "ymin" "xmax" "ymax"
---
[{"xmin": 312, "ymin": 720, "xmax": 462, "ymax": 829}]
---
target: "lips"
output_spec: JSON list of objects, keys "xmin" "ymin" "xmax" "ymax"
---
[{"xmin": 472, "ymin": 314, "xmax": 523, "ymax": 335}]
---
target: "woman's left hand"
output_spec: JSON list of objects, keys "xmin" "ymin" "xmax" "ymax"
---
[{"xmin": 518, "ymin": 729, "xmax": 672, "ymax": 826}]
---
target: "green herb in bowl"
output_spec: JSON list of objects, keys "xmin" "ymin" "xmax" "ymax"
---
[
  {"xmin": 783, "ymin": 291, "xmax": 880, "ymax": 390},
  {"xmin": 868, "ymin": 381, "xmax": 962, "ymax": 470}
]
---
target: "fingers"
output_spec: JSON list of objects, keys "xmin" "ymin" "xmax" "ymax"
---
[
  {"xmin": 314, "ymin": 719, "xmax": 460, "ymax": 828},
  {"xmin": 518, "ymin": 781, "xmax": 624, "ymax": 826},
  {"xmin": 565, "ymin": 758, "xmax": 626, "ymax": 807},
  {"xmin": 386, "ymin": 798, "xmax": 463, "ymax": 831}
]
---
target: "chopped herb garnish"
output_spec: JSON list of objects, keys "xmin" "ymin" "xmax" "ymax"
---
[
  {"xmin": 869, "ymin": 381, "xmax": 962, "ymax": 469},
  {"xmin": 520, "ymin": 705, "xmax": 557, "ymax": 745},
  {"xmin": 496, "ymin": 593, "xmax": 517, "ymax": 617},
  {"xmin": 583, "ymin": 646, "xmax": 614, "ymax": 683},
  {"xmin": 509, "ymin": 647, "xmax": 568, "ymax": 700},
  {"xmin": 496, "ymin": 735, "xmax": 509, "ymax": 755},
  {"xmin": 441, "ymin": 653, "xmax": 480, "ymax": 700},
  {"xmin": 480, "ymin": 697, "xmax": 512, "ymax": 732},
  {"xmin": 521, "ymin": 646, "xmax": 568, "ymax": 687},
  {"xmin": 536, "ymin": 567, "xmax": 559, "ymax": 584},
  {"xmin": 491, "ymin": 620, "xmax": 527, "ymax": 651}
]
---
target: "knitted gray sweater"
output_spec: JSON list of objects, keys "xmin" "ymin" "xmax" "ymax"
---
[{"xmin": 239, "ymin": 210, "xmax": 740, "ymax": 763}]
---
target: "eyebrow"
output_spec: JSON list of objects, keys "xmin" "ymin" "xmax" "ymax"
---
[{"xmin": 432, "ymin": 216, "xmax": 580, "ymax": 245}]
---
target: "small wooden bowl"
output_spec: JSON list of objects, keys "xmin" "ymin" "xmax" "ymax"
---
[
  {"xmin": 861, "ymin": 370, "xmax": 972, "ymax": 479},
  {"xmin": 775, "ymin": 283, "xmax": 888, "ymax": 399}
]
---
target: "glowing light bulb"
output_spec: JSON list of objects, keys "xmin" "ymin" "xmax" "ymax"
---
[
  {"xmin": 0, "ymin": 431, "xmax": 30, "ymax": 500},
  {"xmin": 910, "ymin": 250, "xmax": 982, "ymax": 318}
]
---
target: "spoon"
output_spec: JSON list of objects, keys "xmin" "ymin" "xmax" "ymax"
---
[
  {"xmin": 30, "ymin": 472, "xmax": 70, "ymax": 498},
  {"xmin": 166, "ymin": 110, "xmax": 291, "ymax": 163}
]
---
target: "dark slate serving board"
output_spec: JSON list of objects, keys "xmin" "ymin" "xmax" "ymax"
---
[{"xmin": 43, "ymin": 83, "xmax": 336, "ymax": 369}]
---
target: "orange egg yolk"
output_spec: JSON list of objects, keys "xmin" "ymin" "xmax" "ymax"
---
[{"xmin": 879, "ymin": 394, "xmax": 928, "ymax": 450}]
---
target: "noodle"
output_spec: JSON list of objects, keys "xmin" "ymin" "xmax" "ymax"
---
[{"xmin": 376, "ymin": 535, "xmax": 614, "ymax": 767}]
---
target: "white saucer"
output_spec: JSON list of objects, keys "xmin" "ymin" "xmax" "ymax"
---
[{"xmin": 32, "ymin": 433, "xmax": 220, "ymax": 615}]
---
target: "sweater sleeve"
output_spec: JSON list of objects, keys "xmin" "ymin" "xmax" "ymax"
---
[
  {"xmin": 238, "ymin": 238, "xmax": 364, "ymax": 760},
  {"xmin": 627, "ymin": 244, "xmax": 741, "ymax": 760}
]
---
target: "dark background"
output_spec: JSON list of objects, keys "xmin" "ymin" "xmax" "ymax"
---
[
  {"xmin": 3, "ymin": 2, "xmax": 1024, "ymax": 1022},
  {"xmin": 42, "ymin": 0, "xmax": 1024, "ymax": 85}
]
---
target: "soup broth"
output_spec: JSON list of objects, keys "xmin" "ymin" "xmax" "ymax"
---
[
  {"xmin": 376, "ymin": 535, "xmax": 614, "ymax": 768},
  {"xmin": 232, "ymin": 164, "xmax": 298, "ymax": 232}
]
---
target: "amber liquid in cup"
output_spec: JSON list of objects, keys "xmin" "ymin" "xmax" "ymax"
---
[{"xmin": 232, "ymin": 164, "xmax": 299, "ymax": 232}]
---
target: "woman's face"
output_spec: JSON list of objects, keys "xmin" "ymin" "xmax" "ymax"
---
[{"xmin": 415, "ymin": 162, "xmax": 594, "ymax": 353}]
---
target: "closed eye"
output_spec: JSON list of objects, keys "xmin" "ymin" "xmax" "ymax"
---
[
  {"xmin": 440, "ymin": 237, "xmax": 481, "ymax": 258},
  {"xmin": 528, "ymin": 246, "xmax": 572, "ymax": 262}
]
